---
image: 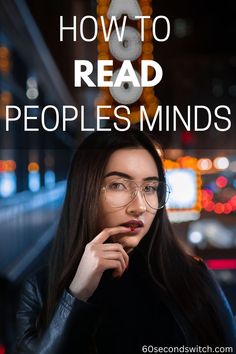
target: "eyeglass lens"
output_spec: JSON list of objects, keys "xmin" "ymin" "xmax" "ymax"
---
[{"xmin": 104, "ymin": 178, "xmax": 169, "ymax": 210}]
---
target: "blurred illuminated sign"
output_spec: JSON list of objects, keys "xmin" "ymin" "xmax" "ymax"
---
[
  {"xmin": 165, "ymin": 157, "xmax": 202, "ymax": 222},
  {"xmin": 0, "ymin": 172, "xmax": 16, "ymax": 198},
  {"xmin": 166, "ymin": 168, "xmax": 197, "ymax": 209},
  {"xmin": 96, "ymin": 0, "xmax": 158, "ymax": 124},
  {"xmin": 28, "ymin": 171, "xmax": 40, "ymax": 192}
]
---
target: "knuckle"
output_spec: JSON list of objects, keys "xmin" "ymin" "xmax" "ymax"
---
[
  {"xmin": 115, "ymin": 260, "xmax": 120, "ymax": 268},
  {"xmin": 117, "ymin": 254, "xmax": 122, "ymax": 263},
  {"xmin": 86, "ymin": 243, "xmax": 95, "ymax": 254},
  {"xmin": 118, "ymin": 254, "xmax": 124, "ymax": 264},
  {"xmin": 115, "ymin": 243, "xmax": 123, "ymax": 251},
  {"xmin": 118, "ymin": 243, "xmax": 123, "ymax": 251},
  {"xmin": 103, "ymin": 227, "xmax": 109, "ymax": 234}
]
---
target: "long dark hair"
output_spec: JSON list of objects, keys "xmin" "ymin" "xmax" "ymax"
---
[{"xmin": 40, "ymin": 128, "xmax": 226, "ymax": 345}]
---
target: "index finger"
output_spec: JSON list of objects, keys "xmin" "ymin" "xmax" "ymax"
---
[{"xmin": 91, "ymin": 226, "xmax": 131, "ymax": 245}]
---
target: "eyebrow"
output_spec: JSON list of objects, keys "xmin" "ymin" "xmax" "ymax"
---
[{"xmin": 104, "ymin": 171, "xmax": 159, "ymax": 181}]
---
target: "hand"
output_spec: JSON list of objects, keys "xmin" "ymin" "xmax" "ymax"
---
[{"xmin": 69, "ymin": 226, "xmax": 130, "ymax": 301}]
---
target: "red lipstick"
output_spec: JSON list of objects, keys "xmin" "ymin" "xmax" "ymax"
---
[{"xmin": 120, "ymin": 220, "xmax": 144, "ymax": 231}]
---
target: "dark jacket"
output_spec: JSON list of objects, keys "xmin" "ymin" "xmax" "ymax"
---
[{"xmin": 15, "ymin": 246, "xmax": 236, "ymax": 354}]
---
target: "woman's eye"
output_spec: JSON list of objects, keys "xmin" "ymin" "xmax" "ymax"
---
[
  {"xmin": 109, "ymin": 182, "xmax": 126, "ymax": 191},
  {"xmin": 144, "ymin": 185, "xmax": 158, "ymax": 193}
]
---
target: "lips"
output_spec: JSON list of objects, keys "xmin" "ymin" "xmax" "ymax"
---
[{"xmin": 121, "ymin": 220, "xmax": 144, "ymax": 230}]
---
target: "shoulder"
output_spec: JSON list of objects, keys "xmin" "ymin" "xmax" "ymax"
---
[
  {"xmin": 189, "ymin": 255, "xmax": 222, "ymax": 287},
  {"xmin": 192, "ymin": 255, "xmax": 204, "ymax": 263},
  {"xmin": 188, "ymin": 255, "xmax": 208, "ymax": 274},
  {"xmin": 188, "ymin": 255, "xmax": 222, "ymax": 294},
  {"xmin": 190, "ymin": 255, "xmax": 209, "ymax": 273}
]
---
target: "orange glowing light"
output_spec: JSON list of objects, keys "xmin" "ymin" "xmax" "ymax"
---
[{"xmin": 28, "ymin": 162, "xmax": 39, "ymax": 172}]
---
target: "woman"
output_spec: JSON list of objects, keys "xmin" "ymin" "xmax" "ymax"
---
[{"xmin": 15, "ymin": 129, "xmax": 236, "ymax": 354}]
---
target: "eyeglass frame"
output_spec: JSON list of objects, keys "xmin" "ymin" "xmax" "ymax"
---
[{"xmin": 101, "ymin": 177, "xmax": 171, "ymax": 210}]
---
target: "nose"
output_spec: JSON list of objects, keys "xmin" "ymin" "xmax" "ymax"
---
[{"xmin": 126, "ymin": 190, "xmax": 147, "ymax": 216}]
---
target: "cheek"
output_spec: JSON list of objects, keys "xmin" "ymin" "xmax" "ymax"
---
[
  {"xmin": 97, "ymin": 197, "xmax": 107, "ymax": 229},
  {"xmin": 97, "ymin": 197, "xmax": 116, "ymax": 229},
  {"xmin": 98, "ymin": 192, "xmax": 109, "ymax": 216},
  {"xmin": 146, "ymin": 212, "xmax": 156, "ymax": 229}
]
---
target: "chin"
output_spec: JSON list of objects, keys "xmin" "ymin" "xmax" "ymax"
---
[{"xmin": 116, "ymin": 235, "xmax": 143, "ymax": 250}]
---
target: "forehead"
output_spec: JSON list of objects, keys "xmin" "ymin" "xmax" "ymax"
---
[{"xmin": 104, "ymin": 148, "xmax": 158, "ymax": 178}]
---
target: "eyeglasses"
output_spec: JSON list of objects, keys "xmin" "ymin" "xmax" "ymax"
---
[{"xmin": 101, "ymin": 178, "xmax": 170, "ymax": 210}]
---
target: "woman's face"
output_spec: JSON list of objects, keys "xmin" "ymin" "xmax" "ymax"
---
[{"xmin": 98, "ymin": 148, "xmax": 158, "ymax": 253}]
